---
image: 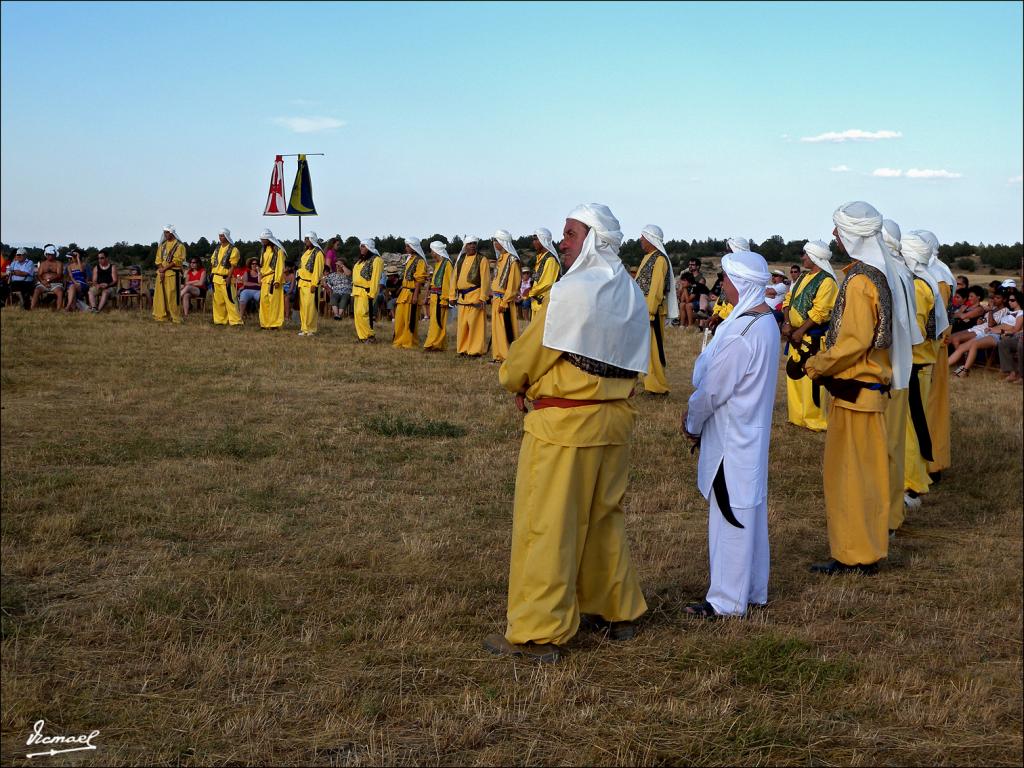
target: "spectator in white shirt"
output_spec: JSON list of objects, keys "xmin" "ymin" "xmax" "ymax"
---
[{"xmin": 949, "ymin": 289, "xmax": 1024, "ymax": 377}]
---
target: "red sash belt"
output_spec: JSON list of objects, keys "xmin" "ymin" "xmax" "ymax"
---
[{"xmin": 531, "ymin": 397, "xmax": 607, "ymax": 409}]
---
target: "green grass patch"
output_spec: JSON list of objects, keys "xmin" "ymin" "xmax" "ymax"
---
[
  {"xmin": 364, "ymin": 414, "xmax": 466, "ymax": 439},
  {"xmin": 724, "ymin": 633, "xmax": 858, "ymax": 693}
]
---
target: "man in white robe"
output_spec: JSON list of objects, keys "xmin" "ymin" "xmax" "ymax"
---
[{"xmin": 682, "ymin": 250, "xmax": 780, "ymax": 617}]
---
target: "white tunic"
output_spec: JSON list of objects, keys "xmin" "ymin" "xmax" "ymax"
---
[{"xmin": 686, "ymin": 311, "xmax": 780, "ymax": 508}]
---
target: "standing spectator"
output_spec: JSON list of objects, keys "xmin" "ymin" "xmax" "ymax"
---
[
  {"xmin": 765, "ymin": 270, "xmax": 788, "ymax": 323},
  {"xmin": 64, "ymin": 250, "xmax": 89, "ymax": 311},
  {"xmin": 8, "ymin": 248, "xmax": 36, "ymax": 309},
  {"xmin": 323, "ymin": 259, "xmax": 352, "ymax": 321},
  {"xmin": 0, "ymin": 249, "xmax": 10, "ymax": 306},
  {"xmin": 88, "ymin": 250, "xmax": 119, "ymax": 312},
  {"xmin": 238, "ymin": 258, "xmax": 262, "ymax": 317},
  {"xmin": 324, "ymin": 237, "xmax": 339, "ymax": 272},
  {"xmin": 179, "ymin": 257, "xmax": 207, "ymax": 319},
  {"xmin": 31, "ymin": 245, "xmax": 65, "ymax": 310}
]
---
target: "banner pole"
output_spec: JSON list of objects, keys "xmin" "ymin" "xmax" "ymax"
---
[{"xmin": 299, "ymin": 215, "xmax": 302, "ymax": 242}]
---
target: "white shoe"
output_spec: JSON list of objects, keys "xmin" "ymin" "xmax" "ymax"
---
[
  {"xmin": 904, "ymin": 493, "xmax": 922, "ymax": 514},
  {"xmin": 297, "ymin": 331, "xmax": 307, "ymax": 336}
]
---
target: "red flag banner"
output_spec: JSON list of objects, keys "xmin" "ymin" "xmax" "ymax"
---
[{"xmin": 263, "ymin": 155, "xmax": 286, "ymax": 215}]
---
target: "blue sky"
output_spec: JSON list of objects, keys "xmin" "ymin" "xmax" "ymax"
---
[{"xmin": 1, "ymin": 1, "xmax": 1021, "ymax": 248}]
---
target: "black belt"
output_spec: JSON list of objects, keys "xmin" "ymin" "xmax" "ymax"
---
[
  {"xmin": 818, "ymin": 377, "xmax": 890, "ymax": 405},
  {"xmin": 908, "ymin": 363, "xmax": 933, "ymax": 462}
]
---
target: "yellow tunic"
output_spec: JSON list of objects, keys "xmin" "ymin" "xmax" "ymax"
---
[
  {"xmin": 490, "ymin": 251, "xmax": 522, "ymax": 362},
  {"xmin": 783, "ymin": 270, "xmax": 838, "ymax": 431},
  {"xmin": 633, "ymin": 250, "xmax": 670, "ymax": 394},
  {"xmin": 455, "ymin": 253, "xmax": 490, "ymax": 355},
  {"xmin": 352, "ymin": 256, "xmax": 383, "ymax": 340},
  {"xmin": 259, "ymin": 245, "xmax": 286, "ymax": 329},
  {"xmin": 884, "ymin": 389, "xmax": 910, "ymax": 531},
  {"xmin": 712, "ymin": 297, "xmax": 734, "ymax": 320},
  {"xmin": 210, "ymin": 243, "xmax": 242, "ymax": 326},
  {"xmin": 393, "ymin": 255, "xmax": 427, "ymax": 348},
  {"xmin": 152, "ymin": 240, "xmax": 186, "ymax": 323},
  {"xmin": 528, "ymin": 252, "xmax": 561, "ymax": 309},
  {"xmin": 423, "ymin": 258, "xmax": 455, "ymax": 350},
  {"xmin": 805, "ymin": 271, "xmax": 892, "ymax": 566},
  {"xmin": 498, "ymin": 303, "xmax": 647, "ymax": 646},
  {"xmin": 904, "ymin": 278, "xmax": 936, "ymax": 495},
  {"xmin": 297, "ymin": 247, "xmax": 325, "ymax": 334},
  {"xmin": 926, "ymin": 282, "xmax": 952, "ymax": 473}
]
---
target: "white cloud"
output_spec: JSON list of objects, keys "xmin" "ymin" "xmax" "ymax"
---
[
  {"xmin": 906, "ymin": 168, "xmax": 962, "ymax": 179},
  {"xmin": 872, "ymin": 168, "xmax": 903, "ymax": 178},
  {"xmin": 801, "ymin": 129, "xmax": 902, "ymax": 143},
  {"xmin": 272, "ymin": 116, "xmax": 346, "ymax": 134},
  {"xmin": 1010, "ymin": 174, "xmax": 1023, "ymax": 185},
  {"xmin": 829, "ymin": 164, "xmax": 851, "ymax": 173}
]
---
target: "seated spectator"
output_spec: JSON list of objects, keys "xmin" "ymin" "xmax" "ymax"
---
[
  {"xmin": 31, "ymin": 245, "xmax": 64, "ymax": 310},
  {"xmin": 87, "ymin": 250, "xmax": 119, "ymax": 312},
  {"xmin": 949, "ymin": 285, "xmax": 987, "ymax": 334},
  {"xmin": 384, "ymin": 266, "xmax": 401, "ymax": 320},
  {"xmin": 951, "ymin": 287, "xmax": 967, "ymax": 311},
  {"xmin": 0, "ymin": 249, "xmax": 9, "ymax": 306},
  {"xmin": 8, "ymin": 248, "xmax": 36, "ymax": 309},
  {"xmin": 323, "ymin": 259, "xmax": 353, "ymax": 321},
  {"xmin": 118, "ymin": 265, "xmax": 143, "ymax": 300},
  {"xmin": 180, "ymin": 257, "xmax": 207, "ymax": 318},
  {"xmin": 283, "ymin": 263, "xmax": 297, "ymax": 322},
  {"xmin": 955, "ymin": 275, "xmax": 969, "ymax": 292},
  {"xmin": 238, "ymin": 258, "xmax": 261, "ymax": 317},
  {"xmin": 517, "ymin": 265, "xmax": 532, "ymax": 322},
  {"xmin": 997, "ymin": 294, "xmax": 1024, "ymax": 383},
  {"xmin": 231, "ymin": 261, "xmax": 248, "ymax": 293},
  {"xmin": 948, "ymin": 289, "xmax": 1023, "ymax": 377},
  {"xmin": 64, "ymin": 250, "xmax": 89, "ymax": 311}
]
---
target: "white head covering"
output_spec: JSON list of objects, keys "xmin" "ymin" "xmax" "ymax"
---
[
  {"xmin": 429, "ymin": 240, "xmax": 451, "ymax": 261},
  {"xmin": 161, "ymin": 225, "xmax": 178, "ymax": 242},
  {"xmin": 404, "ymin": 236, "xmax": 426, "ymax": 260},
  {"xmin": 881, "ymin": 219, "xmax": 925, "ymax": 348},
  {"xmin": 692, "ymin": 250, "xmax": 771, "ymax": 387},
  {"xmin": 832, "ymin": 201, "xmax": 913, "ymax": 390},
  {"xmin": 1001, "ymin": 279, "xmax": 1017, "ymax": 288},
  {"xmin": 802, "ymin": 240, "xmax": 837, "ymax": 281},
  {"xmin": 43, "ymin": 244, "xmax": 57, "ymax": 257},
  {"xmin": 15, "ymin": 247, "xmax": 26, "ymax": 256},
  {"xmin": 304, "ymin": 231, "xmax": 324, "ymax": 252},
  {"xmin": 456, "ymin": 235, "xmax": 479, "ymax": 259},
  {"xmin": 218, "ymin": 228, "xmax": 233, "ymax": 246},
  {"xmin": 911, "ymin": 229, "xmax": 956, "ymax": 287},
  {"xmin": 726, "ymin": 236, "xmax": 750, "ymax": 253},
  {"xmin": 259, "ymin": 228, "xmax": 287, "ymax": 256},
  {"xmin": 901, "ymin": 232, "xmax": 950, "ymax": 336},
  {"xmin": 492, "ymin": 229, "xmax": 519, "ymax": 261},
  {"xmin": 640, "ymin": 224, "xmax": 680, "ymax": 321},
  {"xmin": 543, "ymin": 203, "xmax": 650, "ymax": 373},
  {"xmin": 534, "ymin": 227, "xmax": 560, "ymax": 262},
  {"xmin": 360, "ymin": 238, "xmax": 379, "ymax": 257}
]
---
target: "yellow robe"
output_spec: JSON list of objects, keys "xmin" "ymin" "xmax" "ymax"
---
[
  {"xmin": 393, "ymin": 255, "xmax": 426, "ymax": 348},
  {"xmin": 712, "ymin": 297, "xmax": 734, "ymax": 320},
  {"xmin": 424, "ymin": 258, "xmax": 455, "ymax": 350},
  {"xmin": 528, "ymin": 252, "xmax": 561, "ymax": 309},
  {"xmin": 805, "ymin": 271, "xmax": 892, "ymax": 566},
  {"xmin": 210, "ymin": 243, "xmax": 242, "ymax": 326},
  {"xmin": 297, "ymin": 247, "xmax": 325, "ymax": 335},
  {"xmin": 926, "ymin": 282, "xmax": 952, "ymax": 474},
  {"xmin": 783, "ymin": 271, "xmax": 838, "ymax": 431},
  {"xmin": 885, "ymin": 389, "xmax": 910, "ymax": 531},
  {"xmin": 352, "ymin": 256, "xmax": 383, "ymax": 340},
  {"xmin": 635, "ymin": 250, "xmax": 670, "ymax": 394},
  {"xmin": 498, "ymin": 303, "xmax": 647, "ymax": 646},
  {"xmin": 259, "ymin": 245, "xmax": 286, "ymax": 329},
  {"xmin": 152, "ymin": 240, "xmax": 186, "ymax": 323},
  {"xmin": 456, "ymin": 253, "xmax": 490, "ymax": 356},
  {"xmin": 490, "ymin": 251, "xmax": 522, "ymax": 362},
  {"xmin": 904, "ymin": 279, "xmax": 936, "ymax": 495}
]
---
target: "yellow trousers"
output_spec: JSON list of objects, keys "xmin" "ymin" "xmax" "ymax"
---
[
  {"xmin": 259, "ymin": 282, "xmax": 284, "ymax": 329},
  {"xmin": 926, "ymin": 341, "xmax": 951, "ymax": 473},
  {"xmin": 490, "ymin": 300, "xmax": 519, "ymax": 362},
  {"xmin": 393, "ymin": 301, "xmax": 418, "ymax": 348},
  {"xmin": 823, "ymin": 404, "xmax": 889, "ymax": 566},
  {"xmin": 457, "ymin": 305, "xmax": 487, "ymax": 355},
  {"xmin": 505, "ymin": 432, "xmax": 647, "ymax": 646},
  {"xmin": 353, "ymin": 293, "xmax": 374, "ymax": 340},
  {"xmin": 884, "ymin": 389, "xmax": 909, "ymax": 531},
  {"xmin": 212, "ymin": 280, "xmax": 242, "ymax": 326},
  {"xmin": 904, "ymin": 366, "xmax": 933, "ymax": 495},
  {"xmin": 423, "ymin": 296, "xmax": 448, "ymax": 350},
  {"xmin": 152, "ymin": 269, "xmax": 181, "ymax": 323},
  {"xmin": 298, "ymin": 284, "xmax": 318, "ymax": 334},
  {"xmin": 787, "ymin": 345, "xmax": 828, "ymax": 431},
  {"xmin": 643, "ymin": 313, "xmax": 669, "ymax": 394}
]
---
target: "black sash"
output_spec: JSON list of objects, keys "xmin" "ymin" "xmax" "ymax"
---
[
  {"xmin": 818, "ymin": 377, "xmax": 890, "ymax": 405},
  {"xmin": 502, "ymin": 303, "xmax": 515, "ymax": 343},
  {"xmin": 713, "ymin": 462, "xmax": 744, "ymax": 529},
  {"xmin": 434, "ymin": 295, "xmax": 443, "ymax": 328},
  {"xmin": 908, "ymin": 363, "xmax": 933, "ymax": 462},
  {"xmin": 651, "ymin": 316, "xmax": 666, "ymax": 368}
]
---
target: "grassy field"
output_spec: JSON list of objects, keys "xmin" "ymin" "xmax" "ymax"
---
[{"xmin": 1, "ymin": 305, "xmax": 1021, "ymax": 766}]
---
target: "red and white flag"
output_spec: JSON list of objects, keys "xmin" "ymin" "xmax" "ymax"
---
[{"xmin": 263, "ymin": 155, "xmax": 286, "ymax": 215}]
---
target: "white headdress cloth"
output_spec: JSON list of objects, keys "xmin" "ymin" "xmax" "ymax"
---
[
  {"xmin": 881, "ymin": 219, "xmax": 924, "ymax": 348},
  {"xmin": 259, "ymin": 228, "xmax": 287, "ymax": 256},
  {"xmin": 429, "ymin": 240, "xmax": 451, "ymax": 261},
  {"xmin": 360, "ymin": 238, "xmax": 379, "ymax": 256},
  {"xmin": 305, "ymin": 231, "xmax": 324, "ymax": 252},
  {"xmin": 802, "ymin": 240, "xmax": 837, "ymax": 282},
  {"xmin": 219, "ymin": 228, "xmax": 234, "ymax": 246},
  {"xmin": 640, "ymin": 224, "xmax": 680, "ymax": 321},
  {"xmin": 493, "ymin": 230, "xmax": 519, "ymax": 262},
  {"xmin": 727, "ymin": 236, "xmax": 750, "ymax": 253},
  {"xmin": 912, "ymin": 230, "xmax": 955, "ymax": 287},
  {"xmin": 901, "ymin": 233, "xmax": 950, "ymax": 336},
  {"xmin": 405, "ymin": 237, "xmax": 426, "ymax": 260},
  {"xmin": 534, "ymin": 228, "xmax": 561, "ymax": 264}
]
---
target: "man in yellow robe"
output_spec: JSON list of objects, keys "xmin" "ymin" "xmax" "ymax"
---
[
  {"xmin": 393, "ymin": 237, "xmax": 427, "ymax": 348},
  {"xmin": 805, "ymin": 201, "xmax": 909, "ymax": 575},
  {"xmin": 634, "ymin": 225, "xmax": 678, "ymax": 395},
  {"xmin": 352, "ymin": 238, "xmax": 383, "ymax": 342},
  {"xmin": 490, "ymin": 229, "xmax": 522, "ymax": 363},
  {"xmin": 782, "ymin": 240, "xmax": 838, "ymax": 431},
  {"xmin": 210, "ymin": 228, "xmax": 243, "ymax": 327},
  {"xmin": 527, "ymin": 227, "xmax": 562, "ymax": 310},
  {"xmin": 455, "ymin": 237, "xmax": 489, "ymax": 356},
  {"xmin": 258, "ymin": 228, "xmax": 287, "ymax": 330},
  {"xmin": 152, "ymin": 225, "xmax": 186, "ymax": 323},
  {"xmin": 485, "ymin": 203, "xmax": 650, "ymax": 663},
  {"xmin": 297, "ymin": 232, "xmax": 326, "ymax": 336},
  {"xmin": 424, "ymin": 240, "xmax": 455, "ymax": 351}
]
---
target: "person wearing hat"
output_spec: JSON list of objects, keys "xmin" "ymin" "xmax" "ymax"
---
[
  {"xmin": 8, "ymin": 248, "xmax": 35, "ymax": 309},
  {"xmin": 297, "ymin": 232, "xmax": 326, "ymax": 336},
  {"xmin": 455, "ymin": 237, "xmax": 490, "ymax": 356},
  {"xmin": 423, "ymin": 241, "xmax": 455, "ymax": 351},
  {"xmin": 152, "ymin": 227, "xmax": 186, "ymax": 323},
  {"xmin": 634, "ymin": 225, "xmax": 679, "ymax": 394},
  {"xmin": 781, "ymin": 240, "xmax": 838, "ymax": 431},
  {"xmin": 490, "ymin": 230, "xmax": 522, "ymax": 363},
  {"xmin": 32, "ymin": 245, "xmax": 65, "ymax": 311},
  {"xmin": 258, "ymin": 229, "xmax": 287, "ymax": 329},
  {"xmin": 210, "ymin": 229, "xmax": 243, "ymax": 327},
  {"xmin": 393, "ymin": 238, "xmax": 427, "ymax": 348},
  {"xmin": 528, "ymin": 228, "xmax": 562, "ymax": 310},
  {"xmin": 352, "ymin": 239, "xmax": 384, "ymax": 342}
]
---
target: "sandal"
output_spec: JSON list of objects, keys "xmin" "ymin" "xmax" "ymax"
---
[{"xmin": 683, "ymin": 599, "xmax": 720, "ymax": 620}]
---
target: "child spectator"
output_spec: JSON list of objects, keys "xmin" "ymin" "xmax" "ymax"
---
[{"xmin": 180, "ymin": 257, "xmax": 207, "ymax": 319}]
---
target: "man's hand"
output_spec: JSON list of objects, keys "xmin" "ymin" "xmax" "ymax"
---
[
  {"xmin": 514, "ymin": 393, "xmax": 528, "ymax": 413},
  {"xmin": 790, "ymin": 327, "xmax": 805, "ymax": 346},
  {"xmin": 680, "ymin": 408, "xmax": 700, "ymax": 443}
]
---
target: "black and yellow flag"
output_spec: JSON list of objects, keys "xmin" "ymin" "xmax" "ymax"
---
[{"xmin": 286, "ymin": 154, "xmax": 317, "ymax": 216}]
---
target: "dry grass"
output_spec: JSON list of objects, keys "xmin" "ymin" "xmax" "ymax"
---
[{"xmin": 1, "ymin": 306, "xmax": 1021, "ymax": 766}]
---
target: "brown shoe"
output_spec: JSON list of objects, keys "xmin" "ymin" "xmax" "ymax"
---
[
  {"xmin": 483, "ymin": 633, "xmax": 562, "ymax": 663},
  {"xmin": 580, "ymin": 614, "xmax": 638, "ymax": 641}
]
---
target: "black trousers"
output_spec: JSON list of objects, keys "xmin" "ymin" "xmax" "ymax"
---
[{"xmin": 10, "ymin": 281, "xmax": 33, "ymax": 309}]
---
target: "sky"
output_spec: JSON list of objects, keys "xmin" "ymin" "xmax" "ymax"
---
[{"xmin": 1, "ymin": 1, "xmax": 1022, "ymax": 248}]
